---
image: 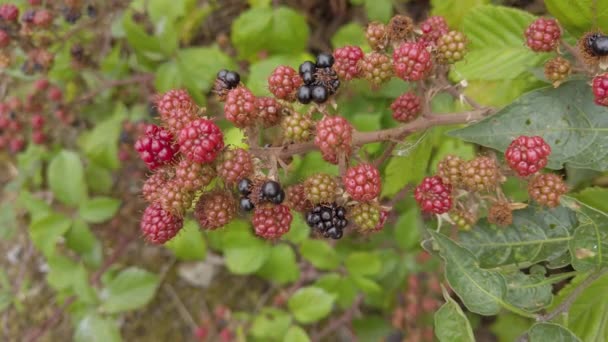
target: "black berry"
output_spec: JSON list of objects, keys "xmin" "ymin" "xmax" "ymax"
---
[
  {"xmin": 297, "ymin": 86, "xmax": 313, "ymax": 104},
  {"xmin": 262, "ymin": 180, "xmax": 281, "ymax": 197},
  {"xmin": 302, "ymin": 71, "xmax": 315, "ymax": 85},
  {"xmin": 225, "ymin": 71, "xmax": 240, "ymax": 88},
  {"xmin": 589, "ymin": 33, "xmax": 608, "ymax": 56},
  {"xmin": 316, "ymin": 53, "xmax": 335, "ymax": 68},
  {"xmin": 299, "ymin": 61, "xmax": 316, "ymax": 76},
  {"xmin": 240, "ymin": 197, "xmax": 255, "ymax": 211},
  {"xmin": 270, "ymin": 189, "xmax": 286, "ymax": 204},
  {"xmin": 305, "ymin": 203, "xmax": 348, "ymax": 239},
  {"xmin": 238, "ymin": 178, "xmax": 252, "ymax": 196},
  {"xmin": 86, "ymin": 5, "xmax": 97, "ymax": 18},
  {"xmin": 217, "ymin": 69, "xmax": 229, "ymax": 80},
  {"xmin": 311, "ymin": 86, "xmax": 328, "ymax": 103}
]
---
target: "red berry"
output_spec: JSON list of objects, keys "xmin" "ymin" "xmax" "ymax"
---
[
  {"xmin": 194, "ymin": 191, "xmax": 236, "ymax": 230},
  {"xmin": 285, "ymin": 183, "xmax": 313, "ymax": 213},
  {"xmin": 0, "ymin": 30, "xmax": 10, "ymax": 48},
  {"xmin": 505, "ymin": 135, "xmax": 551, "ymax": 177},
  {"xmin": 216, "ymin": 148, "xmax": 254, "ymax": 184},
  {"xmin": 524, "ymin": 18, "xmax": 561, "ymax": 52},
  {"xmin": 34, "ymin": 79, "xmax": 49, "ymax": 92},
  {"xmin": 33, "ymin": 9, "xmax": 53, "ymax": 27},
  {"xmin": 592, "ymin": 73, "xmax": 608, "ymax": 106},
  {"xmin": 268, "ymin": 65, "xmax": 302, "ymax": 101},
  {"xmin": 158, "ymin": 180, "xmax": 195, "ymax": 215},
  {"xmin": 174, "ymin": 158, "xmax": 216, "ymax": 191},
  {"xmin": 224, "ymin": 86, "xmax": 258, "ymax": 128},
  {"xmin": 343, "ymin": 163, "xmax": 381, "ymax": 202},
  {"xmin": 142, "ymin": 171, "xmax": 169, "ymax": 203},
  {"xmin": 140, "ymin": 203, "xmax": 183, "ymax": 244},
  {"xmin": 528, "ymin": 173, "xmax": 568, "ymax": 208},
  {"xmin": 333, "ymin": 46, "xmax": 364, "ymax": 81},
  {"xmin": 177, "ymin": 119, "xmax": 224, "ymax": 164},
  {"xmin": 32, "ymin": 130, "xmax": 46, "ymax": 144},
  {"xmin": 9, "ymin": 136, "xmax": 25, "ymax": 153},
  {"xmin": 0, "ymin": 4, "xmax": 19, "ymax": 21},
  {"xmin": 134, "ymin": 124, "xmax": 179, "ymax": 170},
  {"xmin": 314, "ymin": 115, "xmax": 353, "ymax": 164},
  {"xmin": 47, "ymin": 86, "xmax": 62, "ymax": 102},
  {"xmin": 414, "ymin": 176, "xmax": 452, "ymax": 214},
  {"xmin": 29, "ymin": 0, "xmax": 42, "ymax": 5},
  {"xmin": 255, "ymin": 96, "xmax": 282, "ymax": 127},
  {"xmin": 374, "ymin": 209, "xmax": 389, "ymax": 231},
  {"xmin": 31, "ymin": 114, "xmax": 45, "ymax": 129},
  {"xmin": 390, "ymin": 92, "xmax": 421, "ymax": 123},
  {"xmin": 419, "ymin": 16, "xmax": 449, "ymax": 46},
  {"xmin": 393, "ymin": 42, "xmax": 433, "ymax": 81},
  {"xmin": 252, "ymin": 204, "xmax": 292, "ymax": 239},
  {"xmin": 156, "ymin": 89, "xmax": 197, "ymax": 134}
]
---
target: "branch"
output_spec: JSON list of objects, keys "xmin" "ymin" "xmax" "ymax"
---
[{"xmin": 251, "ymin": 108, "xmax": 492, "ymax": 161}]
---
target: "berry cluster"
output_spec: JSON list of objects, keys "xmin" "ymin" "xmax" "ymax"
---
[
  {"xmin": 306, "ymin": 203, "xmax": 348, "ymax": 239},
  {"xmin": 296, "ymin": 53, "xmax": 341, "ymax": 104}
]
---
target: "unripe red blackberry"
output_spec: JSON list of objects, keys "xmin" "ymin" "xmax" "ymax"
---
[
  {"xmin": 0, "ymin": 4, "xmax": 19, "ymax": 21},
  {"xmin": 419, "ymin": 16, "xmax": 449, "ymax": 46},
  {"xmin": 592, "ymin": 73, "xmax": 608, "ymax": 106},
  {"xmin": 436, "ymin": 30, "xmax": 468, "ymax": 64},
  {"xmin": 33, "ymin": 79, "xmax": 49, "ymax": 92},
  {"xmin": 414, "ymin": 176, "xmax": 452, "ymax": 214},
  {"xmin": 281, "ymin": 110, "xmax": 314, "ymax": 143},
  {"xmin": 460, "ymin": 156, "xmax": 501, "ymax": 192},
  {"xmin": 0, "ymin": 30, "xmax": 10, "ymax": 48},
  {"xmin": 505, "ymin": 135, "xmax": 551, "ymax": 177},
  {"xmin": 216, "ymin": 148, "xmax": 254, "ymax": 184},
  {"xmin": 252, "ymin": 204, "xmax": 292, "ymax": 239},
  {"xmin": 224, "ymin": 86, "xmax": 258, "ymax": 128},
  {"xmin": 393, "ymin": 42, "xmax": 433, "ymax": 81},
  {"xmin": 388, "ymin": 15, "xmax": 414, "ymax": 42},
  {"xmin": 158, "ymin": 180, "xmax": 195, "ymax": 215},
  {"xmin": 285, "ymin": 183, "xmax": 313, "ymax": 213},
  {"xmin": 436, "ymin": 155, "xmax": 463, "ymax": 187},
  {"xmin": 9, "ymin": 137, "xmax": 25, "ymax": 153},
  {"xmin": 373, "ymin": 209, "xmax": 389, "ymax": 232},
  {"xmin": 194, "ymin": 191, "xmax": 236, "ymax": 230},
  {"xmin": 32, "ymin": 130, "xmax": 46, "ymax": 145},
  {"xmin": 268, "ymin": 65, "xmax": 302, "ymax": 101},
  {"xmin": 31, "ymin": 114, "xmax": 45, "ymax": 129},
  {"xmin": 142, "ymin": 170, "xmax": 169, "ymax": 203},
  {"xmin": 487, "ymin": 202, "xmax": 513, "ymax": 227},
  {"xmin": 366, "ymin": 22, "xmax": 389, "ymax": 51},
  {"xmin": 314, "ymin": 115, "xmax": 353, "ymax": 164},
  {"xmin": 343, "ymin": 163, "xmax": 381, "ymax": 202},
  {"xmin": 255, "ymin": 96, "xmax": 282, "ymax": 127},
  {"xmin": 174, "ymin": 158, "xmax": 216, "ymax": 191},
  {"xmin": 177, "ymin": 118, "xmax": 224, "ymax": 164},
  {"xmin": 33, "ymin": 9, "xmax": 53, "ymax": 27},
  {"xmin": 528, "ymin": 173, "xmax": 567, "ymax": 208},
  {"xmin": 156, "ymin": 89, "xmax": 197, "ymax": 134},
  {"xmin": 134, "ymin": 124, "xmax": 179, "ymax": 170},
  {"xmin": 350, "ymin": 202, "xmax": 381, "ymax": 232},
  {"xmin": 390, "ymin": 92, "xmax": 421, "ymax": 123},
  {"xmin": 304, "ymin": 173, "xmax": 339, "ymax": 204},
  {"xmin": 358, "ymin": 52, "xmax": 393, "ymax": 87},
  {"xmin": 333, "ymin": 46, "xmax": 364, "ymax": 81},
  {"xmin": 544, "ymin": 56, "xmax": 570, "ymax": 87},
  {"xmin": 524, "ymin": 18, "xmax": 561, "ymax": 52},
  {"xmin": 140, "ymin": 203, "xmax": 183, "ymax": 244},
  {"xmin": 47, "ymin": 86, "xmax": 63, "ymax": 102}
]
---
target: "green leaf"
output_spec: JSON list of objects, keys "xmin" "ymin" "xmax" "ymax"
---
[
  {"xmin": 332, "ymin": 23, "xmax": 369, "ymax": 51},
  {"xmin": 78, "ymin": 197, "xmax": 121, "ymax": 223},
  {"xmin": 223, "ymin": 230, "xmax": 271, "ymax": 274},
  {"xmin": 288, "ymin": 286, "xmax": 335, "ymax": 324},
  {"xmin": 47, "ymin": 150, "xmax": 87, "ymax": 206},
  {"xmin": 85, "ymin": 164, "xmax": 114, "ymax": 194},
  {"xmin": 503, "ymin": 271, "xmax": 553, "ymax": 313},
  {"xmin": 450, "ymin": 81, "xmax": 608, "ymax": 171},
  {"xmin": 165, "ymin": 220, "xmax": 207, "ymax": 261},
  {"xmin": 572, "ymin": 187, "xmax": 608, "ymax": 214},
  {"xmin": 283, "ymin": 213, "xmax": 311, "ymax": 244},
  {"xmin": 100, "ymin": 267, "xmax": 160, "ymax": 313},
  {"xmin": 345, "ymin": 252, "xmax": 382, "ymax": 277},
  {"xmin": 122, "ymin": 11, "xmax": 166, "ymax": 61},
  {"xmin": 247, "ymin": 54, "xmax": 310, "ymax": 96},
  {"xmin": 66, "ymin": 219, "xmax": 103, "ymax": 267},
  {"xmin": 394, "ymin": 207, "xmax": 422, "ymax": 250},
  {"xmin": 300, "ymin": 240, "xmax": 340, "ymax": 270},
  {"xmin": 18, "ymin": 191, "xmax": 52, "ymax": 221},
  {"xmin": 382, "ymin": 132, "xmax": 434, "ymax": 196},
  {"xmin": 147, "ymin": 0, "xmax": 188, "ymax": 22},
  {"xmin": 350, "ymin": 275, "xmax": 382, "ymax": 296},
  {"xmin": 79, "ymin": 107, "xmax": 124, "ymax": 170},
  {"xmin": 47, "ymin": 255, "xmax": 81, "ymax": 291},
  {"xmin": 429, "ymin": 231, "xmax": 506, "ymax": 316},
  {"xmin": 250, "ymin": 308, "xmax": 292, "ymax": 340},
  {"xmin": 545, "ymin": 0, "xmax": 608, "ymax": 37},
  {"xmin": 314, "ymin": 273, "xmax": 358, "ymax": 309},
  {"xmin": 459, "ymin": 204, "xmax": 578, "ymax": 268},
  {"xmin": 434, "ymin": 287, "xmax": 475, "ymax": 342},
  {"xmin": 490, "ymin": 313, "xmax": 533, "ymax": 342},
  {"xmin": 284, "ymin": 326, "xmax": 311, "ymax": 342},
  {"xmin": 528, "ymin": 323, "xmax": 581, "ymax": 342},
  {"xmin": 155, "ymin": 60, "xmax": 182, "ymax": 92},
  {"xmin": 175, "ymin": 47, "xmax": 234, "ymax": 98},
  {"xmin": 363, "ymin": 0, "xmax": 392, "ymax": 22},
  {"xmin": 75, "ymin": 314, "xmax": 122, "ymax": 342},
  {"xmin": 563, "ymin": 197, "xmax": 608, "ymax": 271},
  {"xmin": 257, "ymin": 244, "xmax": 300, "ymax": 284},
  {"xmin": 29, "ymin": 213, "xmax": 72, "ymax": 257},
  {"xmin": 431, "ymin": 0, "xmax": 489, "ymax": 27}
]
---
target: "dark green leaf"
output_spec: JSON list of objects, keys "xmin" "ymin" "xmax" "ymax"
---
[
  {"xmin": 572, "ymin": 187, "xmax": 608, "ymax": 213},
  {"xmin": 503, "ymin": 271, "xmax": 553, "ymax": 313},
  {"xmin": 165, "ymin": 220, "xmax": 207, "ymax": 261},
  {"xmin": 288, "ymin": 286, "xmax": 335, "ymax": 324},
  {"xmin": 545, "ymin": 0, "xmax": 608, "ymax": 37},
  {"xmin": 74, "ymin": 314, "xmax": 121, "ymax": 342},
  {"xmin": 563, "ymin": 197, "xmax": 608, "ymax": 271},
  {"xmin": 48, "ymin": 151, "xmax": 87, "ymax": 206},
  {"xmin": 100, "ymin": 267, "xmax": 160, "ymax": 313},
  {"xmin": 434, "ymin": 287, "xmax": 475, "ymax": 342},
  {"xmin": 300, "ymin": 240, "xmax": 340, "ymax": 270},
  {"xmin": 459, "ymin": 204, "xmax": 577, "ymax": 268},
  {"xmin": 528, "ymin": 323, "xmax": 581, "ymax": 342},
  {"xmin": 490, "ymin": 313, "xmax": 533, "ymax": 342}
]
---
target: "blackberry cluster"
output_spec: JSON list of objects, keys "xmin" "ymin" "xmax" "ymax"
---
[
  {"xmin": 238, "ymin": 178, "xmax": 285, "ymax": 212},
  {"xmin": 238, "ymin": 178, "xmax": 255, "ymax": 212},
  {"xmin": 296, "ymin": 53, "xmax": 340, "ymax": 104},
  {"xmin": 213, "ymin": 69, "xmax": 241, "ymax": 101},
  {"xmin": 306, "ymin": 203, "xmax": 348, "ymax": 239}
]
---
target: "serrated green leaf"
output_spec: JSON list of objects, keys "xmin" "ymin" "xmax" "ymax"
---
[
  {"xmin": 288, "ymin": 287, "xmax": 335, "ymax": 324},
  {"xmin": 528, "ymin": 323, "xmax": 581, "ymax": 342},
  {"xmin": 382, "ymin": 132, "xmax": 434, "ymax": 197},
  {"xmin": 563, "ymin": 197, "xmax": 608, "ymax": 271},
  {"xmin": 545, "ymin": 0, "xmax": 608, "ymax": 37},
  {"xmin": 257, "ymin": 244, "xmax": 300, "ymax": 284},
  {"xmin": 503, "ymin": 271, "xmax": 553, "ymax": 313},
  {"xmin": 100, "ymin": 267, "xmax": 159, "ymax": 313},
  {"xmin": 29, "ymin": 213, "xmax": 72, "ymax": 257},
  {"xmin": 345, "ymin": 252, "xmax": 382, "ymax": 277},
  {"xmin": 165, "ymin": 220, "xmax": 206, "ymax": 261},
  {"xmin": 48, "ymin": 151, "xmax": 87, "ymax": 206},
  {"xmin": 284, "ymin": 325, "xmax": 310, "ymax": 342},
  {"xmin": 283, "ymin": 213, "xmax": 310, "ymax": 244},
  {"xmin": 450, "ymin": 81, "xmax": 608, "ymax": 171},
  {"xmin": 350, "ymin": 275, "xmax": 382, "ymax": 296},
  {"xmin": 459, "ymin": 204, "xmax": 577, "ymax": 268},
  {"xmin": 79, "ymin": 197, "xmax": 121, "ymax": 223},
  {"xmin": 300, "ymin": 240, "xmax": 340, "ymax": 270},
  {"xmin": 251, "ymin": 308, "xmax": 292, "ymax": 340},
  {"xmin": 434, "ymin": 288, "xmax": 475, "ymax": 342},
  {"xmin": 429, "ymin": 231, "xmax": 507, "ymax": 316},
  {"xmin": 431, "ymin": 0, "xmax": 489, "ymax": 28},
  {"xmin": 572, "ymin": 187, "xmax": 608, "ymax": 213},
  {"xmin": 75, "ymin": 314, "xmax": 121, "ymax": 342},
  {"xmin": 223, "ymin": 231, "xmax": 271, "ymax": 274},
  {"xmin": 314, "ymin": 273, "xmax": 358, "ymax": 309},
  {"xmin": 79, "ymin": 108, "xmax": 124, "ymax": 170},
  {"xmin": 394, "ymin": 207, "xmax": 422, "ymax": 250}
]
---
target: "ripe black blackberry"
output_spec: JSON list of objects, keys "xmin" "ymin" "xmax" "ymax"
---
[
  {"xmin": 238, "ymin": 178, "xmax": 255, "ymax": 211},
  {"xmin": 296, "ymin": 54, "xmax": 340, "ymax": 104},
  {"xmin": 214, "ymin": 69, "xmax": 241, "ymax": 100},
  {"xmin": 305, "ymin": 203, "xmax": 348, "ymax": 239},
  {"xmin": 260, "ymin": 180, "xmax": 285, "ymax": 204}
]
